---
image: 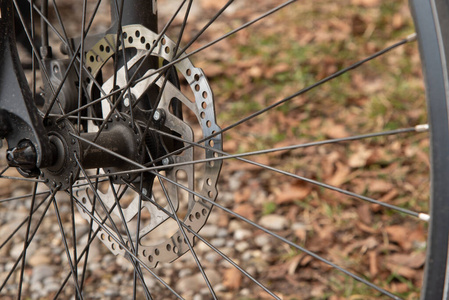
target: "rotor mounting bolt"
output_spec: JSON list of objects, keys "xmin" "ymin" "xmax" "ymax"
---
[
  {"xmin": 153, "ymin": 109, "xmax": 165, "ymax": 124},
  {"xmin": 153, "ymin": 110, "xmax": 161, "ymax": 121},
  {"xmin": 142, "ymin": 188, "xmax": 148, "ymax": 196},
  {"xmin": 162, "ymin": 157, "xmax": 172, "ymax": 166},
  {"xmin": 123, "ymin": 96, "xmax": 130, "ymax": 107}
]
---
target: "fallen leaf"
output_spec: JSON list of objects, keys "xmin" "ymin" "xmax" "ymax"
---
[
  {"xmin": 351, "ymin": 0, "xmax": 380, "ymax": 7},
  {"xmin": 385, "ymin": 225, "xmax": 412, "ymax": 250},
  {"xmin": 369, "ymin": 250, "xmax": 378, "ymax": 276},
  {"xmin": 386, "ymin": 252, "xmax": 426, "ymax": 269},
  {"xmin": 357, "ymin": 204, "xmax": 373, "ymax": 224},
  {"xmin": 324, "ymin": 122, "xmax": 348, "ymax": 139},
  {"xmin": 234, "ymin": 203, "xmax": 256, "ymax": 221},
  {"xmin": 223, "ymin": 268, "xmax": 242, "ymax": 290},
  {"xmin": 275, "ymin": 183, "xmax": 312, "ymax": 204},
  {"xmin": 328, "ymin": 162, "xmax": 351, "ymax": 187},
  {"xmin": 234, "ymin": 188, "xmax": 251, "ymax": 203},
  {"xmin": 385, "ymin": 263, "xmax": 416, "ymax": 279},
  {"xmin": 368, "ymin": 179, "xmax": 394, "ymax": 193},
  {"xmin": 349, "ymin": 145, "xmax": 373, "ymax": 168}
]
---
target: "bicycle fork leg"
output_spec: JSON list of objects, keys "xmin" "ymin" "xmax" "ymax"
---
[{"xmin": 0, "ymin": 0, "xmax": 53, "ymax": 174}]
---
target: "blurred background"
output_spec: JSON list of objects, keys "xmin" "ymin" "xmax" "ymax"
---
[{"xmin": 1, "ymin": 0, "xmax": 429, "ymax": 299}]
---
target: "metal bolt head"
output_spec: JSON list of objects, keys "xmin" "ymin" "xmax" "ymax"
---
[
  {"xmin": 153, "ymin": 110, "xmax": 161, "ymax": 121},
  {"xmin": 142, "ymin": 188, "xmax": 148, "ymax": 196},
  {"xmin": 123, "ymin": 97, "xmax": 130, "ymax": 107},
  {"xmin": 162, "ymin": 157, "xmax": 170, "ymax": 165}
]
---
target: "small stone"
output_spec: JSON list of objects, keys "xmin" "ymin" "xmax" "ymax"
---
[
  {"xmin": 179, "ymin": 269, "xmax": 192, "ymax": 278},
  {"xmin": 216, "ymin": 228, "xmax": 228, "ymax": 238},
  {"xmin": 31, "ymin": 265, "xmax": 55, "ymax": 284},
  {"xmin": 28, "ymin": 248, "xmax": 52, "ymax": 267},
  {"xmin": 209, "ymin": 238, "xmax": 226, "ymax": 248},
  {"xmin": 205, "ymin": 251, "xmax": 219, "ymax": 263},
  {"xmin": 225, "ymin": 239, "xmax": 235, "ymax": 248},
  {"xmin": 175, "ymin": 269, "xmax": 221, "ymax": 294},
  {"xmin": 259, "ymin": 214, "xmax": 290, "ymax": 231},
  {"xmin": 292, "ymin": 222, "xmax": 307, "ymax": 230},
  {"xmin": 233, "ymin": 229, "xmax": 251, "ymax": 241},
  {"xmin": 235, "ymin": 241, "xmax": 249, "ymax": 252},
  {"xmin": 199, "ymin": 225, "xmax": 218, "ymax": 238},
  {"xmin": 254, "ymin": 234, "xmax": 271, "ymax": 247},
  {"xmin": 228, "ymin": 220, "xmax": 242, "ymax": 232},
  {"xmin": 240, "ymin": 288, "xmax": 251, "ymax": 296},
  {"xmin": 193, "ymin": 294, "xmax": 203, "ymax": 300}
]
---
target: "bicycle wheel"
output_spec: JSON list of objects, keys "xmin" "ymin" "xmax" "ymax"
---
[{"xmin": 0, "ymin": 0, "xmax": 448, "ymax": 299}]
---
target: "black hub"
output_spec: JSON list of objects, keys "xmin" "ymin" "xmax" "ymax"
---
[{"xmin": 40, "ymin": 118, "xmax": 81, "ymax": 190}]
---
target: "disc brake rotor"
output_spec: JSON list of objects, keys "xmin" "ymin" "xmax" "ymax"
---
[{"xmin": 75, "ymin": 25, "xmax": 222, "ymax": 266}]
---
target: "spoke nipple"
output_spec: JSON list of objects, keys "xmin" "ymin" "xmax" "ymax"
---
[
  {"xmin": 406, "ymin": 33, "xmax": 417, "ymax": 42},
  {"xmin": 415, "ymin": 124, "xmax": 429, "ymax": 132},
  {"xmin": 419, "ymin": 213, "xmax": 430, "ymax": 222}
]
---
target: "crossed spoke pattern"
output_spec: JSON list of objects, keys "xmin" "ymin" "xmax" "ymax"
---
[{"xmin": 0, "ymin": 0, "xmax": 430, "ymax": 299}]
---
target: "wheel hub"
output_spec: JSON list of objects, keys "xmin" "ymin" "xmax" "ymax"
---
[{"xmin": 40, "ymin": 118, "xmax": 81, "ymax": 190}]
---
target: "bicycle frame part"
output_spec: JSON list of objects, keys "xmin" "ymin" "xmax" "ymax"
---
[{"xmin": 0, "ymin": 0, "xmax": 53, "ymax": 171}]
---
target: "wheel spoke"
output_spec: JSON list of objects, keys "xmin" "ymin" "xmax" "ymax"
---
[
  {"xmin": 0, "ymin": 188, "xmax": 57, "ymax": 293},
  {"xmin": 153, "ymin": 170, "xmax": 402, "ymax": 299},
  {"xmin": 16, "ymin": 182, "xmax": 38, "ymax": 299},
  {"xmin": 155, "ymin": 170, "xmax": 218, "ymax": 299},
  {"xmin": 123, "ymin": 181, "xmax": 282, "ymax": 300},
  {"xmin": 74, "ymin": 154, "xmax": 154, "ymax": 299},
  {"xmin": 51, "ymin": 187, "xmax": 84, "ymax": 299},
  {"xmin": 71, "ymin": 195, "xmax": 184, "ymax": 299},
  {"xmin": 71, "ymin": 122, "xmax": 428, "ymax": 219}
]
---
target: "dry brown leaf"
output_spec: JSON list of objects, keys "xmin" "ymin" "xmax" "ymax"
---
[
  {"xmin": 385, "ymin": 225, "xmax": 412, "ymax": 250},
  {"xmin": 349, "ymin": 145, "xmax": 373, "ymax": 168},
  {"xmin": 391, "ymin": 283, "xmax": 410, "ymax": 294},
  {"xmin": 266, "ymin": 63, "xmax": 290, "ymax": 78},
  {"xmin": 323, "ymin": 122, "xmax": 348, "ymax": 139},
  {"xmin": 343, "ymin": 236, "xmax": 378, "ymax": 255},
  {"xmin": 328, "ymin": 162, "xmax": 351, "ymax": 187},
  {"xmin": 369, "ymin": 250, "xmax": 378, "ymax": 276},
  {"xmin": 234, "ymin": 188, "xmax": 251, "ymax": 204},
  {"xmin": 356, "ymin": 221, "xmax": 379, "ymax": 234},
  {"xmin": 385, "ymin": 263, "xmax": 416, "ymax": 279},
  {"xmin": 200, "ymin": 0, "xmax": 229, "ymax": 10},
  {"xmin": 351, "ymin": 0, "xmax": 380, "ymax": 7},
  {"xmin": 275, "ymin": 183, "xmax": 311, "ymax": 204},
  {"xmin": 357, "ymin": 204, "xmax": 373, "ymax": 224},
  {"xmin": 378, "ymin": 189, "xmax": 399, "ymax": 203},
  {"xmin": 392, "ymin": 13, "xmax": 404, "ymax": 29},
  {"xmin": 223, "ymin": 268, "xmax": 242, "ymax": 290},
  {"xmin": 223, "ymin": 139, "xmax": 238, "ymax": 153},
  {"xmin": 288, "ymin": 255, "xmax": 302, "ymax": 275},
  {"xmin": 386, "ymin": 252, "xmax": 426, "ymax": 269},
  {"xmin": 368, "ymin": 179, "xmax": 394, "ymax": 193},
  {"xmin": 234, "ymin": 203, "xmax": 256, "ymax": 221}
]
